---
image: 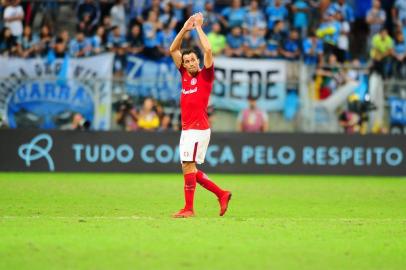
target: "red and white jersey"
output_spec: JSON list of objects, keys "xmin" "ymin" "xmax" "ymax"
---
[{"xmin": 179, "ymin": 64, "xmax": 214, "ymax": 130}]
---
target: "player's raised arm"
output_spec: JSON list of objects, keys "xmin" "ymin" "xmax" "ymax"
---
[
  {"xmin": 169, "ymin": 16, "xmax": 195, "ymax": 69},
  {"xmin": 194, "ymin": 13, "xmax": 213, "ymax": 68}
]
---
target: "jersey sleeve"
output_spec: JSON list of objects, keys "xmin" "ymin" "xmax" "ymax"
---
[
  {"xmin": 178, "ymin": 65, "xmax": 186, "ymax": 76},
  {"xmin": 201, "ymin": 64, "xmax": 215, "ymax": 82}
]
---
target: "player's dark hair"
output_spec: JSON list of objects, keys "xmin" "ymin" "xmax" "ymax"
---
[{"xmin": 181, "ymin": 49, "xmax": 200, "ymax": 63}]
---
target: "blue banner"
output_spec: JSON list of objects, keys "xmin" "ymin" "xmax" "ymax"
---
[
  {"xmin": 211, "ymin": 57, "xmax": 287, "ymax": 112},
  {"xmin": 6, "ymin": 80, "xmax": 94, "ymax": 129},
  {"xmin": 1, "ymin": 130, "xmax": 405, "ymax": 176},
  {"xmin": 126, "ymin": 55, "xmax": 181, "ymax": 103},
  {"xmin": 389, "ymin": 97, "xmax": 406, "ymax": 125},
  {"xmin": 0, "ymin": 54, "xmax": 114, "ymax": 130},
  {"xmin": 125, "ymin": 56, "xmax": 287, "ymax": 112}
]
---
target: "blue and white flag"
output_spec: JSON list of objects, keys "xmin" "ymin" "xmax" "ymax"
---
[
  {"xmin": 389, "ymin": 97, "xmax": 406, "ymax": 125},
  {"xmin": 0, "ymin": 53, "xmax": 114, "ymax": 130}
]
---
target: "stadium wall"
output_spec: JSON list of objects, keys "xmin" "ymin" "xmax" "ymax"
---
[{"xmin": 0, "ymin": 130, "xmax": 405, "ymax": 176}]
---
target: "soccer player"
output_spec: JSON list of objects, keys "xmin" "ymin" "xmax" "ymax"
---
[{"xmin": 169, "ymin": 13, "xmax": 232, "ymax": 218}]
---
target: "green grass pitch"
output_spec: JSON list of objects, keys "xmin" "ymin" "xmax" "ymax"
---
[{"xmin": 0, "ymin": 173, "xmax": 405, "ymax": 270}]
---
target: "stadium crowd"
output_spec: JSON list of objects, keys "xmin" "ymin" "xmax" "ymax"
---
[{"xmin": 0, "ymin": 0, "xmax": 405, "ymax": 132}]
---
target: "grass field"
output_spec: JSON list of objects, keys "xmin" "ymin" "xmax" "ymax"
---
[{"xmin": 0, "ymin": 173, "xmax": 405, "ymax": 270}]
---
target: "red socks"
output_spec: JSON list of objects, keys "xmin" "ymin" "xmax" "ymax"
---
[
  {"xmin": 196, "ymin": 170, "xmax": 224, "ymax": 198},
  {"xmin": 183, "ymin": 171, "xmax": 225, "ymax": 210},
  {"xmin": 183, "ymin": 172, "xmax": 196, "ymax": 210}
]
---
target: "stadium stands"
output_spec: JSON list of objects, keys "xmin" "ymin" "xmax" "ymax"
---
[{"xmin": 0, "ymin": 0, "xmax": 406, "ymax": 133}]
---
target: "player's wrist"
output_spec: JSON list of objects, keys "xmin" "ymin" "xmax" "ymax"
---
[{"xmin": 180, "ymin": 27, "xmax": 190, "ymax": 33}]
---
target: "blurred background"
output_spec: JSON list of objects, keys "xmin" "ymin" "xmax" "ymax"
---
[
  {"xmin": 0, "ymin": 0, "xmax": 406, "ymax": 135},
  {"xmin": 1, "ymin": 3, "xmax": 405, "ymax": 268}
]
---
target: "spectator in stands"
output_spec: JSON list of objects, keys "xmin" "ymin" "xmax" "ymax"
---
[
  {"xmin": 19, "ymin": 4, "xmax": 36, "ymax": 29},
  {"xmin": 393, "ymin": 0, "xmax": 406, "ymax": 37},
  {"xmin": 202, "ymin": 1, "xmax": 220, "ymax": 34},
  {"xmin": 142, "ymin": 10, "xmax": 162, "ymax": 60},
  {"xmin": 317, "ymin": 11, "xmax": 341, "ymax": 59},
  {"xmin": 392, "ymin": 31, "xmax": 406, "ymax": 79},
  {"xmin": 137, "ymin": 0, "xmax": 162, "ymax": 24},
  {"xmin": 316, "ymin": 54, "xmax": 343, "ymax": 99},
  {"xmin": 303, "ymin": 29, "xmax": 324, "ymax": 65},
  {"xmin": 237, "ymin": 96, "xmax": 268, "ymax": 133},
  {"xmin": 243, "ymin": 26, "xmax": 266, "ymax": 58},
  {"xmin": 76, "ymin": 0, "xmax": 100, "ymax": 34},
  {"xmin": 326, "ymin": 0, "xmax": 354, "ymax": 23},
  {"xmin": 0, "ymin": 27, "xmax": 18, "ymax": 56},
  {"xmin": 181, "ymin": 30, "xmax": 199, "ymax": 52},
  {"xmin": 52, "ymin": 36, "xmax": 68, "ymax": 58},
  {"xmin": 110, "ymin": 0, "xmax": 127, "ymax": 36},
  {"xmin": 153, "ymin": 100, "xmax": 165, "ymax": 122},
  {"xmin": 208, "ymin": 22, "xmax": 226, "ymax": 56},
  {"xmin": 336, "ymin": 11, "xmax": 350, "ymax": 63},
  {"xmin": 158, "ymin": 22, "xmax": 177, "ymax": 58},
  {"xmin": 280, "ymin": 29, "xmax": 301, "ymax": 91},
  {"xmin": 77, "ymin": 12, "xmax": 96, "ymax": 36},
  {"xmin": 265, "ymin": 0, "xmax": 293, "ymax": 7},
  {"xmin": 107, "ymin": 26, "xmax": 128, "ymax": 75},
  {"xmin": 338, "ymin": 109, "xmax": 360, "ymax": 134},
  {"xmin": 192, "ymin": 0, "xmax": 214, "ymax": 14},
  {"xmin": 40, "ymin": 0, "xmax": 60, "ymax": 30},
  {"xmin": 2, "ymin": 0, "xmax": 405, "ymax": 134},
  {"xmin": 370, "ymin": 28, "xmax": 394, "ymax": 78},
  {"xmin": 292, "ymin": 0, "xmax": 310, "ymax": 38},
  {"xmin": 225, "ymin": 26, "xmax": 244, "ymax": 57},
  {"xmin": 128, "ymin": 0, "xmax": 144, "ymax": 23},
  {"xmin": 265, "ymin": 20, "xmax": 286, "ymax": 58},
  {"xmin": 91, "ymin": 26, "xmax": 106, "ymax": 54},
  {"xmin": 3, "ymin": 0, "xmax": 24, "ymax": 38},
  {"xmin": 137, "ymin": 97, "xmax": 160, "ymax": 131},
  {"xmin": 307, "ymin": 0, "xmax": 323, "ymax": 29},
  {"xmin": 280, "ymin": 29, "xmax": 301, "ymax": 60},
  {"xmin": 366, "ymin": 0, "xmax": 387, "ymax": 42},
  {"xmin": 18, "ymin": 25, "xmax": 39, "ymax": 58},
  {"xmin": 243, "ymin": 0, "xmax": 266, "ymax": 32},
  {"xmin": 171, "ymin": 0, "xmax": 189, "ymax": 30},
  {"xmin": 37, "ymin": 24, "xmax": 53, "ymax": 57},
  {"xmin": 345, "ymin": 58, "xmax": 363, "ymax": 82},
  {"xmin": 69, "ymin": 31, "xmax": 92, "ymax": 58},
  {"xmin": 59, "ymin": 29, "xmax": 70, "ymax": 45},
  {"xmin": 159, "ymin": 2, "xmax": 177, "ymax": 31},
  {"xmin": 102, "ymin": 15, "xmax": 113, "ymax": 37},
  {"xmin": 70, "ymin": 113, "xmax": 91, "ymax": 131},
  {"xmin": 265, "ymin": 0, "xmax": 289, "ymax": 31},
  {"xmin": 127, "ymin": 24, "xmax": 144, "ymax": 55},
  {"xmin": 115, "ymin": 94, "xmax": 138, "ymax": 131},
  {"xmin": 0, "ymin": 113, "xmax": 8, "ymax": 129},
  {"xmin": 219, "ymin": 0, "xmax": 246, "ymax": 30},
  {"xmin": 158, "ymin": 114, "xmax": 174, "ymax": 132},
  {"xmin": 99, "ymin": 0, "xmax": 114, "ymax": 22}
]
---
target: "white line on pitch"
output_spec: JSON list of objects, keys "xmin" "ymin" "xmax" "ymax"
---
[
  {"xmin": 0, "ymin": 216, "xmax": 155, "ymax": 220},
  {"xmin": 0, "ymin": 216, "xmax": 405, "ymax": 222}
]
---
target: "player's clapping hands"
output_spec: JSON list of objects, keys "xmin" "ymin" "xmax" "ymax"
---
[
  {"xmin": 183, "ymin": 13, "xmax": 204, "ymax": 32},
  {"xmin": 183, "ymin": 16, "xmax": 195, "ymax": 31},
  {"xmin": 193, "ymin": 12, "xmax": 204, "ymax": 28}
]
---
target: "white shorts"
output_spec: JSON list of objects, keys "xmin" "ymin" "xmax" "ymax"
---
[{"xmin": 179, "ymin": 129, "xmax": 211, "ymax": 164}]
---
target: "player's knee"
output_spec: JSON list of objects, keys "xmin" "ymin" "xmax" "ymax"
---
[{"xmin": 182, "ymin": 162, "xmax": 196, "ymax": 174}]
